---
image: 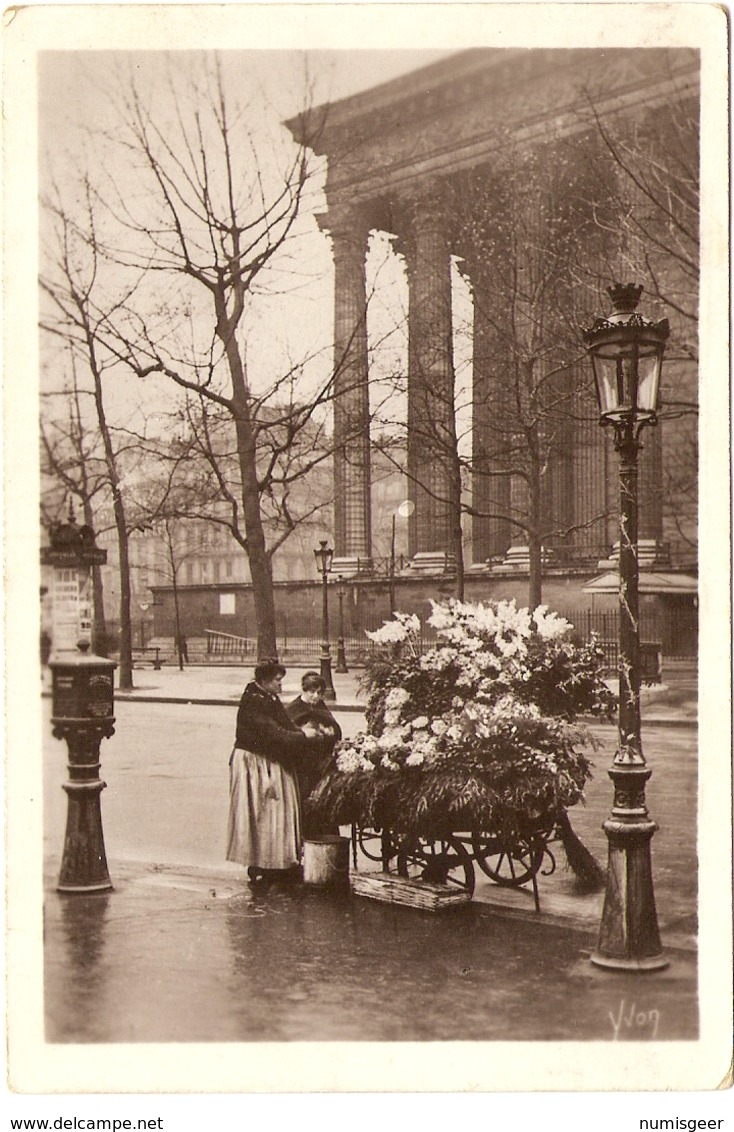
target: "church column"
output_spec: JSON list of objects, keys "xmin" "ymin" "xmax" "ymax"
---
[
  {"xmin": 466, "ymin": 266, "xmax": 512, "ymax": 564},
  {"xmin": 570, "ymin": 387, "xmax": 611, "ymax": 564},
  {"xmin": 320, "ymin": 211, "xmax": 372, "ymax": 571},
  {"xmin": 401, "ymin": 197, "xmax": 456, "ymax": 568},
  {"xmin": 637, "ymin": 425, "xmax": 667, "ymax": 564}
]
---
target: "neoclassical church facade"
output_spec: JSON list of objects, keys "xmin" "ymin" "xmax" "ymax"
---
[
  {"xmin": 287, "ymin": 47, "xmax": 699, "ymax": 581},
  {"xmin": 146, "ymin": 49, "xmax": 698, "ymax": 657}
]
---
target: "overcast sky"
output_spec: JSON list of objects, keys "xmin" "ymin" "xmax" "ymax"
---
[
  {"xmin": 38, "ymin": 48, "xmax": 473, "ymax": 438},
  {"xmin": 38, "ymin": 48, "xmax": 456, "ymax": 160}
]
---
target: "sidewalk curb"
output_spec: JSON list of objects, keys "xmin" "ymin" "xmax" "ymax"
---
[
  {"xmin": 42, "ymin": 690, "xmax": 696, "ymax": 725},
  {"xmin": 43, "ymin": 855, "xmax": 697, "ymax": 958},
  {"xmin": 42, "ymin": 690, "xmax": 368, "ymax": 712},
  {"xmin": 639, "ymin": 718, "xmax": 697, "ymax": 730},
  {"xmin": 471, "ymin": 895, "xmax": 697, "ymax": 956}
]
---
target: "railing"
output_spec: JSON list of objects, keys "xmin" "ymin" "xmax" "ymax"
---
[
  {"xmin": 203, "ymin": 615, "xmax": 434, "ymax": 665},
  {"xmin": 117, "ymin": 599, "xmax": 693, "ymax": 670},
  {"xmin": 208, "ymin": 610, "xmax": 663, "ymax": 670},
  {"xmin": 556, "ymin": 608, "xmax": 666, "ymax": 677},
  {"xmin": 206, "ymin": 629, "xmax": 253, "ymax": 657},
  {"xmin": 364, "ymin": 555, "xmax": 408, "ymax": 577}
]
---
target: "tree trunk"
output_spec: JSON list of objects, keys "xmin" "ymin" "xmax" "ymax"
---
[
  {"xmin": 224, "ymin": 335, "xmax": 278, "ymax": 661},
  {"xmin": 89, "ymin": 341, "xmax": 134, "ymax": 688},
  {"xmin": 451, "ymin": 449, "xmax": 465, "ymax": 601},
  {"xmin": 528, "ymin": 532, "xmax": 543, "ymax": 612},
  {"xmin": 171, "ymin": 565, "xmax": 184, "ymax": 671},
  {"xmin": 81, "ymin": 495, "xmax": 108, "ymax": 656},
  {"xmin": 528, "ymin": 466, "xmax": 543, "ymax": 611},
  {"xmin": 233, "ymin": 414, "xmax": 278, "ymax": 659},
  {"xmin": 113, "ymin": 489, "xmax": 134, "ymax": 689}
]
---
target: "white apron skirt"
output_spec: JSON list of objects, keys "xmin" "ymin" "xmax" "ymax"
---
[{"xmin": 226, "ymin": 747, "xmax": 301, "ymax": 870}]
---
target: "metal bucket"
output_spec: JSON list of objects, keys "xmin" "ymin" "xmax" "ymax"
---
[{"xmin": 303, "ymin": 835, "xmax": 351, "ymax": 889}]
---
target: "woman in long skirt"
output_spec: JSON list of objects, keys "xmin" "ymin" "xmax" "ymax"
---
[{"xmin": 226, "ymin": 660, "xmax": 327, "ymax": 884}]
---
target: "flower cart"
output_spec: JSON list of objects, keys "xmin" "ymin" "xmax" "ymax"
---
[
  {"xmin": 349, "ymin": 811, "xmax": 593, "ymax": 911},
  {"xmin": 308, "ymin": 600, "xmax": 616, "ymax": 910}
]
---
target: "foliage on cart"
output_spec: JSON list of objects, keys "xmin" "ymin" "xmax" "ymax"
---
[{"xmin": 309, "ymin": 599, "xmax": 615, "ymax": 885}]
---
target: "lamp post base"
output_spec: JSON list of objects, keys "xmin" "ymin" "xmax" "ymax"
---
[
  {"xmin": 590, "ymin": 952, "xmax": 669, "ymax": 973},
  {"xmin": 53, "ymin": 714, "xmax": 115, "ymax": 895},
  {"xmin": 591, "ymin": 816, "xmax": 668, "ymax": 972},
  {"xmin": 58, "ymin": 778, "xmax": 113, "ymax": 894},
  {"xmin": 319, "ymin": 651, "xmax": 336, "ymax": 701}
]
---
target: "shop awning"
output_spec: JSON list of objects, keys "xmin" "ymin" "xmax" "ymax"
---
[{"xmin": 583, "ymin": 571, "xmax": 698, "ymax": 595}]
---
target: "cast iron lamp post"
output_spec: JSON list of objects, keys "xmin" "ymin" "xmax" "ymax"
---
[
  {"xmin": 138, "ymin": 601, "xmax": 151, "ymax": 652},
  {"xmin": 314, "ymin": 539, "xmax": 336, "ymax": 701},
  {"xmin": 335, "ymin": 576, "xmax": 349, "ymax": 673},
  {"xmin": 389, "ymin": 500, "xmax": 414, "ymax": 614},
  {"xmin": 583, "ymin": 283, "xmax": 669, "ymax": 971},
  {"xmin": 139, "ymin": 598, "xmax": 163, "ymax": 668}
]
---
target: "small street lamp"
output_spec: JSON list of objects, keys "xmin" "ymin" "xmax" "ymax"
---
[
  {"xmin": 138, "ymin": 601, "xmax": 151, "ymax": 651},
  {"xmin": 139, "ymin": 600, "xmax": 162, "ymax": 669},
  {"xmin": 313, "ymin": 539, "xmax": 336, "ymax": 701},
  {"xmin": 583, "ymin": 282, "xmax": 670, "ymax": 971},
  {"xmin": 389, "ymin": 500, "xmax": 414, "ymax": 614},
  {"xmin": 389, "ymin": 514, "xmax": 397, "ymax": 615},
  {"xmin": 335, "ymin": 576, "xmax": 349, "ymax": 673}
]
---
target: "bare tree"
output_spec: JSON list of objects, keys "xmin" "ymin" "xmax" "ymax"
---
[
  {"xmin": 578, "ymin": 81, "xmax": 699, "ymax": 355},
  {"xmin": 574, "ymin": 77, "xmax": 699, "ymax": 569},
  {"xmin": 170, "ymin": 378, "xmax": 338, "ymax": 570},
  {"xmin": 72, "ymin": 55, "xmax": 334, "ymax": 660},
  {"xmin": 40, "ymin": 185, "xmax": 146, "ymax": 688}
]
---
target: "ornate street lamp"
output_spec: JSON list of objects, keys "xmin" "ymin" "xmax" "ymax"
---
[
  {"xmin": 313, "ymin": 539, "xmax": 336, "ymax": 701},
  {"xmin": 583, "ymin": 283, "xmax": 669, "ymax": 971},
  {"xmin": 335, "ymin": 576, "xmax": 349, "ymax": 674}
]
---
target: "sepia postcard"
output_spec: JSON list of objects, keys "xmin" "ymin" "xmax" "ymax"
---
[{"xmin": 3, "ymin": 0, "xmax": 731, "ymax": 1112}]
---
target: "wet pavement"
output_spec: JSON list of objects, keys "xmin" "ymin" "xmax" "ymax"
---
[
  {"xmin": 42, "ymin": 679, "xmax": 701, "ymax": 1046},
  {"xmin": 45, "ymin": 863, "xmax": 698, "ymax": 1044},
  {"xmin": 43, "ymin": 699, "xmax": 698, "ymax": 938}
]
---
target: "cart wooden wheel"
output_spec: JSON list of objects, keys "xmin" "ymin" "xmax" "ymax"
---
[
  {"xmin": 471, "ymin": 832, "xmax": 545, "ymax": 887},
  {"xmin": 355, "ymin": 826, "xmax": 389, "ymax": 863},
  {"xmin": 397, "ymin": 834, "xmax": 476, "ymax": 896}
]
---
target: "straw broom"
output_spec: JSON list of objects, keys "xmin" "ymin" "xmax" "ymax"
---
[{"xmin": 556, "ymin": 807, "xmax": 605, "ymax": 890}]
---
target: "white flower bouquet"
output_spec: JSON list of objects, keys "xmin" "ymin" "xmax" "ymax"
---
[{"xmin": 309, "ymin": 599, "xmax": 615, "ymax": 846}]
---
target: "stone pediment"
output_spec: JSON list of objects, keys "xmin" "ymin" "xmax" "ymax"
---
[{"xmin": 288, "ymin": 47, "xmax": 698, "ymax": 204}]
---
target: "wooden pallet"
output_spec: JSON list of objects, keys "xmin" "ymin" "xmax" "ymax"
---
[{"xmin": 351, "ymin": 870, "xmax": 471, "ymax": 911}]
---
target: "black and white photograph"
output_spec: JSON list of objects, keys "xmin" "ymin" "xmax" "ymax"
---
[{"xmin": 4, "ymin": 0, "xmax": 732, "ymax": 1108}]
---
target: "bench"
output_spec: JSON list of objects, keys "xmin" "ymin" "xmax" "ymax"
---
[{"xmin": 132, "ymin": 646, "xmax": 164, "ymax": 670}]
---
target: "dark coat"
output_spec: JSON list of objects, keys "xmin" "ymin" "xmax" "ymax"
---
[
  {"xmin": 235, "ymin": 681, "xmax": 325, "ymax": 773},
  {"xmin": 286, "ymin": 695, "xmax": 341, "ymax": 838},
  {"xmin": 286, "ymin": 696, "xmax": 342, "ymax": 745}
]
